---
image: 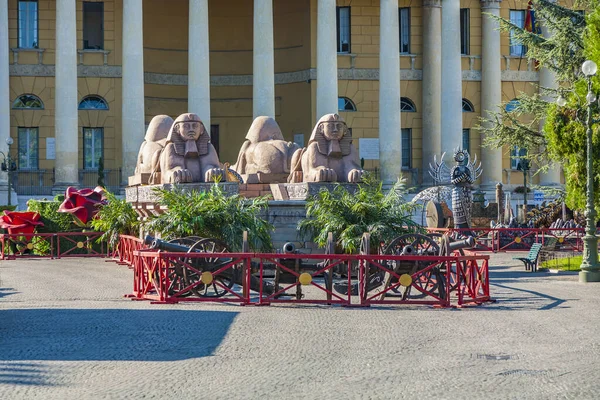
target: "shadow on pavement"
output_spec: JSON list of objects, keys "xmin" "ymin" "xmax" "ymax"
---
[
  {"xmin": 489, "ymin": 282, "xmax": 574, "ymax": 311},
  {"xmin": 0, "ymin": 362, "xmax": 52, "ymax": 386},
  {"xmin": 0, "ymin": 309, "xmax": 238, "ymax": 362},
  {"xmin": 0, "ymin": 288, "xmax": 18, "ymax": 299}
]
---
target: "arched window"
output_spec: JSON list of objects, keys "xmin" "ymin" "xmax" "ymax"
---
[
  {"xmin": 338, "ymin": 97, "xmax": 357, "ymax": 112},
  {"xmin": 462, "ymin": 98, "xmax": 475, "ymax": 112},
  {"xmin": 12, "ymin": 94, "xmax": 44, "ymax": 110},
  {"xmin": 78, "ymin": 95, "xmax": 109, "ymax": 110},
  {"xmin": 400, "ymin": 97, "xmax": 416, "ymax": 112},
  {"xmin": 505, "ymin": 99, "xmax": 520, "ymax": 112}
]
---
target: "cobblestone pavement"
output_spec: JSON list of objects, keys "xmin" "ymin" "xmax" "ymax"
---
[{"xmin": 1, "ymin": 253, "xmax": 599, "ymax": 400}]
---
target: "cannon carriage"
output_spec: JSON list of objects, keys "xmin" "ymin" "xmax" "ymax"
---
[{"xmin": 141, "ymin": 231, "xmax": 476, "ymax": 303}]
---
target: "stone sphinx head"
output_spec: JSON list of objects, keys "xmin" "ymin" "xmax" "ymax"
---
[
  {"xmin": 309, "ymin": 113, "xmax": 352, "ymax": 158},
  {"xmin": 246, "ymin": 116, "xmax": 285, "ymax": 142},
  {"xmin": 166, "ymin": 113, "xmax": 210, "ymax": 158}
]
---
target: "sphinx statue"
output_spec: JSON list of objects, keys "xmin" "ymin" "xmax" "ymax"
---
[
  {"xmin": 232, "ymin": 116, "xmax": 300, "ymax": 183},
  {"xmin": 288, "ymin": 113, "xmax": 363, "ymax": 183},
  {"xmin": 135, "ymin": 115, "xmax": 173, "ymax": 176},
  {"xmin": 155, "ymin": 113, "xmax": 224, "ymax": 184}
]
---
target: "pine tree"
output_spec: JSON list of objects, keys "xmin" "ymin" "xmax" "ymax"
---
[{"xmin": 479, "ymin": 0, "xmax": 600, "ymax": 212}]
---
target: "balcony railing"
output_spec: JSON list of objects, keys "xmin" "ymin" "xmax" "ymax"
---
[{"xmin": 12, "ymin": 169, "xmax": 122, "ymax": 196}]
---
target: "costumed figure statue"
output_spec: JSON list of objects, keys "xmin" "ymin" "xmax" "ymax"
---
[
  {"xmin": 288, "ymin": 113, "xmax": 363, "ymax": 183},
  {"xmin": 232, "ymin": 116, "xmax": 300, "ymax": 183},
  {"xmin": 429, "ymin": 148, "xmax": 482, "ymax": 230},
  {"xmin": 154, "ymin": 113, "xmax": 224, "ymax": 184},
  {"xmin": 133, "ymin": 115, "xmax": 173, "ymax": 184}
]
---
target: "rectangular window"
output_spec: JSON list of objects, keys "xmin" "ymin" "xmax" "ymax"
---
[
  {"xmin": 509, "ymin": 10, "xmax": 526, "ymax": 56},
  {"xmin": 462, "ymin": 129, "xmax": 470, "ymax": 154},
  {"xmin": 83, "ymin": 2, "xmax": 104, "ymax": 50},
  {"xmin": 460, "ymin": 9, "xmax": 470, "ymax": 55},
  {"xmin": 401, "ymin": 128, "xmax": 412, "ymax": 169},
  {"xmin": 18, "ymin": 0, "xmax": 38, "ymax": 48},
  {"xmin": 336, "ymin": 7, "xmax": 351, "ymax": 53},
  {"xmin": 18, "ymin": 127, "xmax": 39, "ymax": 170},
  {"xmin": 399, "ymin": 8, "xmax": 410, "ymax": 54},
  {"xmin": 83, "ymin": 128, "xmax": 104, "ymax": 169},
  {"xmin": 511, "ymin": 146, "xmax": 527, "ymax": 169}
]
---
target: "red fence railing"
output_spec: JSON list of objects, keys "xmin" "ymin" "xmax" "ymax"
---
[
  {"xmin": 128, "ymin": 250, "xmax": 491, "ymax": 308},
  {"xmin": 1, "ymin": 231, "xmax": 106, "ymax": 260},
  {"xmin": 427, "ymin": 228, "xmax": 584, "ymax": 252},
  {"xmin": 111, "ymin": 234, "xmax": 145, "ymax": 267}
]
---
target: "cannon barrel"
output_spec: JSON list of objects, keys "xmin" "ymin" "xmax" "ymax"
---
[
  {"xmin": 144, "ymin": 235, "xmax": 195, "ymax": 253},
  {"xmin": 282, "ymin": 242, "xmax": 296, "ymax": 254},
  {"xmin": 448, "ymin": 236, "xmax": 476, "ymax": 251},
  {"xmin": 401, "ymin": 245, "xmax": 414, "ymax": 255}
]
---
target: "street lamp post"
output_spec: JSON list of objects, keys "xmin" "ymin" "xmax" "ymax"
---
[
  {"xmin": 574, "ymin": 60, "xmax": 600, "ymax": 282},
  {"xmin": 517, "ymin": 158, "xmax": 530, "ymax": 223},
  {"xmin": 0, "ymin": 137, "xmax": 16, "ymax": 207}
]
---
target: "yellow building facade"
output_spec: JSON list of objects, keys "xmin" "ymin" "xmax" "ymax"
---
[{"xmin": 2, "ymin": 0, "xmax": 568, "ymax": 196}]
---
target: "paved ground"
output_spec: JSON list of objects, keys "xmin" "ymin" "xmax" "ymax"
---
[{"xmin": 0, "ymin": 253, "xmax": 599, "ymax": 400}]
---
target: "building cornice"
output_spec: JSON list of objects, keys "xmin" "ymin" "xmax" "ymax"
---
[{"xmin": 9, "ymin": 65, "xmax": 539, "ymax": 84}]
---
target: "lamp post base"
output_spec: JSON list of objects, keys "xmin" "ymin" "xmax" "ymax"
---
[
  {"xmin": 579, "ymin": 233, "xmax": 600, "ymax": 282},
  {"xmin": 579, "ymin": 269, "xmax": 600, "ymax": 283}
]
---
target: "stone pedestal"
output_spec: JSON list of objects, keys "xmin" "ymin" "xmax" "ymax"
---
[
  {"xmin": 125, "ymin": 183, "xmax": 239, "ymax": 204},
  {"xmin": 270, "ymin": 182, "xmax": 359, "ymax": 201}
]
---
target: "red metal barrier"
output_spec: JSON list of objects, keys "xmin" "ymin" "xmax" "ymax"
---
[
  {"xmin": 452, "ymin": 252, "xmax": 491, "ymax": 306},
  {"xmin": 132, "ymin": 250, "xmax": 251, "ymax": 304},
  {"xmin": 0, "ymin": 233, "xmax": 55, "ymax": 260},
  {"xmin": 1, "ymin": 231, "xmax": 107, "ymax": 260},
  {"xmin": 256, "ymin": 253, "xmax": 353, "ymax": 306},
  {"xmin": 56, "ymin": 232, "xmax": 105, "ymax": 258},
  {"xmin": 129, "ymin": 250, "xmax": 491, "ymax": 308},
  {"xmin": 428, "ymin": 227, "xmax": 584, "ymax": 252},
  {"xmin": 112, "ymin": 235, "xmax": 145, "ymax": 267}
]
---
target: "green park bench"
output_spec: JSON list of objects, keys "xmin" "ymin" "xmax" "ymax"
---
[{"xmin": 513, "ymin": 243, "xmax": 543, "ymax": 272}]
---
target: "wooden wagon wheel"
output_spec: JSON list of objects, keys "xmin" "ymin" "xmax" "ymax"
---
[
  {"xmin": 183, "ymin": 238, "xmax": 236, "ymax": 298},
  {"xmin": 381, "ymin": 233, "xmax": 446, "ymax": 300},
  {"xmin": 153, "ymin": 236, "xmax": 204, "ymax": 297}
]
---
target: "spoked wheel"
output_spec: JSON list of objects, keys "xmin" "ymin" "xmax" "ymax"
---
[
  {"xmin": 153, "ymin": 237, "xmax": 206, "ymax": 297},
  {"xmin": 182, "ymin": 238, "xmax": 236, "ymax": 298},
  {"xmin": 381, "ymin": 233, "xmax": 446, "ymax": 300}
]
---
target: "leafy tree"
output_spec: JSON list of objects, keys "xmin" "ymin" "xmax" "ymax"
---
[
  {"xmin": 479, "ymin": 0, "xmax": 600, "ymax": 212},
  {"xmin": 144, "ymin": 184, "xmax": 274, "ymax": 252},
  {"xmin": 91, "ymin": 191, "xmax": 139, "ymax": 248},
  {"xmin": 298, "ymin": 175, "xmax": 420, "ymax": 254},
  {"xmin": 97, "ymin": 157, "xmax": 105, "ymax": 188}
]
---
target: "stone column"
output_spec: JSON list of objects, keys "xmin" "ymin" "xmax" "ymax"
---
[
  {"xmin": 379, "ymin": 0, "xmax": 401, "ymax": 184},
  {"xmin": 253, "ymin": 0, "xmax": 275, "ymax": 119},
  {"xmin": 316, "ymin": 0, "xmax": 337, "ymax": 120},
  {"xmin": 122, "ymin": 0, "xmax": 145, "ymax": 183},
  {"xmin": 440, "ymin": 0, "xmax": 462, "ymax": 155},
  {"xmin": 54, "ymin": 0, "xmax": 79, "ymax": 189},
  {"xmin": 422, "ymin": 0, "xmax": 442, "ymax": 185},
  {"xmin": 538, "ymin": 21, "xmax": 562, "ymax": 186},
  {"xmin": 479, "ymin": 0, "xmax": 503, "ymax": 189},
  {"xmin": 188, "ymin": 0, "xmax": 211, "ymax": 128},
  {"xmin": 0, "ymin": 0, "xmax": 9, "ymax": 188}
]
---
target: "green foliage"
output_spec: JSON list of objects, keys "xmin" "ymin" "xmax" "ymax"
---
[
  {"xmin": 540, "ymin": 255, "xmax": 582, "ymax": 271},
  {"xmin": 90, "ymin": 191, "xmax": 139, "ymax": 248},
  {"xmin": 480, "ymin": 1, "xmax": 600, "ymax": 212},
  {"xmin": 0, "ymin": 205, "xmax": 17, "ymax": 212},
  {"xmin": 97, "ymin": 157, "xmax": 105, "ymax": 188},
  {"xmin": 298, "ymin": 175, "xmax": 421, "ymax": 254},
  {"xmin": 27, "ymin": 199, "xmax": 74, "ymax": 233},
  {"xmin": 144, "ymin": 184, "xmax": 274, "ymax": 252}
]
